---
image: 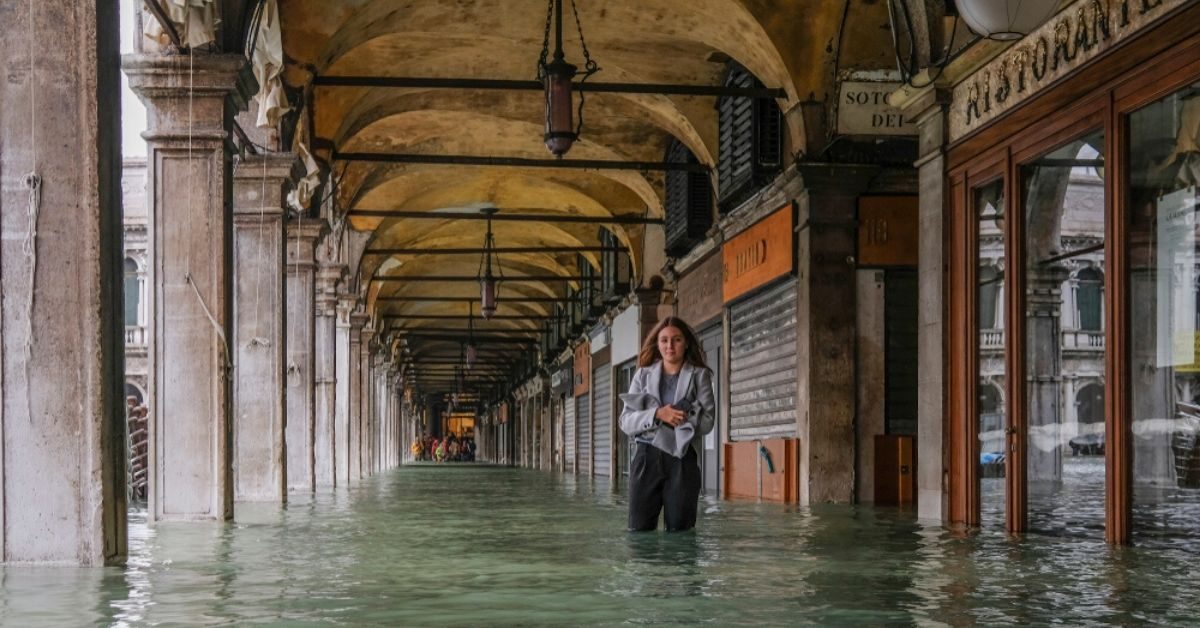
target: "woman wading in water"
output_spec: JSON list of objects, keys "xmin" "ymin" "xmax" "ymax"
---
[{"xmin": 618, "ymin": 317, "xmax": 716, "ymax": 532}]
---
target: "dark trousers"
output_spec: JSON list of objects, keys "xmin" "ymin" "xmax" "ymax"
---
[{"xmin": 628, "ymin": 442, "xmax": 700, "ymax": 532}]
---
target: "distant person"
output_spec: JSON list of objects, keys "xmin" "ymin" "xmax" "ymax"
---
[
  {"xmin": 410, "ymin": 438, "xmax": 424, "ymax": 461},
  {"xmin": 618, "ymin": 316, "xmax": 715, "ymax": 532}
]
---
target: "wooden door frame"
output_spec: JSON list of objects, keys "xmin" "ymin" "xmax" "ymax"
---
[{"xmin": 944, "ymin": 6, "xmax": 1200, "ymax": 543}]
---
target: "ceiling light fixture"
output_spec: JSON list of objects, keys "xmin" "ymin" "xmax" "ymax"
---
[{"xmin": 537, "ymin": 0, "xmax": 599, "ymax": 158}]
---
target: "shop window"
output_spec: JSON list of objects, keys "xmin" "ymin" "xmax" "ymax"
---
[
  {"xmin": 1022, "ymin": 127, "xmax": 1107, "ymax": 537},
  {"xmin": 1075, "ymin": 268, "xmax": 1103, "ymax": 331},
  {"xmin": 123, "ymin": 257, "xmax": 139, "ymax": 327},
  {"xmin": 716, "ymin": 62, "xmax": 782, "ymax": 214},
  {"xmin": 975, "ymin": 179, "xmax": 1007, "ymax": 527},
  {"xmin": 1127, "ymin": 80, "xmax": 1200, "ymax": 541},
  {"xmin": 664, "ymin": 139, "xmax": 713, "ymax": 256}
]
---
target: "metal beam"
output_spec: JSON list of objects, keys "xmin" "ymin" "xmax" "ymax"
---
[
  {"xmin": 377, "ymin": 296, "xmax": 575, "ymax": 304},
  {"xmin": 402, "ymin": 334, "xmax": 537, "ymax": 344},
  {"xmin": 392, "ymin": 327, "xmax": 540, "ymax": 335},
  {"xmin": 311, "ymin": 75, "xmax": 787, "ymax": 99},
  {"xmin": 334, "ymin": 151, "xmax": 706, "ymax": 173},
  {"xmin": 372, "ymin": 275, "xmax": 594, "ymax": 283},
  {"xmin": 349, "ymin": 209, "xmax": 661, "ymax": 225},
  {"xmin": 386, "ymin": 314, "xmax": 551, "ymax": 321},
  {"xmin": 364, "ymin": 246, "xmax": 623, "ymax": 256}
]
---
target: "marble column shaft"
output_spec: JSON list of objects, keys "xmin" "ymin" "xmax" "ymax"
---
[
  {"xmin": 285, "ymin": 219, "xmax": 324, "ymax": 492},
  {"xmin": 334, "ymin": 298, "xmax": 356, "ymax": 485},
  {"xmin": 231, "ymin": 152, "xmax": 293, "ymax": 502},
  {"xmin": 125, "ymin": 53, "xmax": 255, "ymax": 522},
  {"xmin": 313, "ymin": 265, "xmax": 342, "ymax": 486},
  {"xmin": 349, "ymin": 315, "xmax": 369, "ymax": 480},
  {"xmin": 1, "ymin": 0, "xmax": 125, "ymax": 563}
]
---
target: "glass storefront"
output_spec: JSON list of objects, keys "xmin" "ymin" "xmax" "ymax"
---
[
  {"xmin": 948, "ymin": 12, "xmax": 1200, "ymax": 542},
  {"xmin": 1128, "ymin": 80, "xmax": 1200, "ymax": 542}
]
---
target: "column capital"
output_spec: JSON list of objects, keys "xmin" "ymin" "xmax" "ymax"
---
[
  {"xmin": 234, "ymin": 152, "xmax": 301, "ymax": 218},
  {"xmin": 286, "ymin": 218, "xmax": 327, "ymax": 269},
  {"xmin": 336, "ymin": 293, "xmax": 359, "ymax": 324},
  {"xmin": 350, "ymin": 311, "xmax": 371, "ymax": 331},
  {"xmin": 122, "ymin": 53, "xmax": 256, "ymax": 142},
  {"xmin": 316, "ymin": 265, "xmax": 347, "ymax": 314}
]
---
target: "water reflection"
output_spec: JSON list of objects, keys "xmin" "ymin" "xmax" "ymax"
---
[{"xmin": 0, "ymin": 467, "xmax": 1197, "ymax": 625}]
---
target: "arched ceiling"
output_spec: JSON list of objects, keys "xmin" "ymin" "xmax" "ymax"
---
[{"xmin": 276, "ymin": 0, "xmax": 895, "ymax": 399}]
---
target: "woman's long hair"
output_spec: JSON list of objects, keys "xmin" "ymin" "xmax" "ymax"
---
[{"xmin": 637, "ymin": 316, "xmax": 707, "ymax": 369}]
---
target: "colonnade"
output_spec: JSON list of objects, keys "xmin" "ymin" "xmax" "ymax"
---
[{"xmin": 0, "ymin": 12, "xmax": 411, "ymax": 563}]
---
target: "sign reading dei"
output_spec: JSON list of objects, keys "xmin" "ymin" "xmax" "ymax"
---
[{"xmin": 837, "ymin": 81, "xmax": 916, "ymax": 136}]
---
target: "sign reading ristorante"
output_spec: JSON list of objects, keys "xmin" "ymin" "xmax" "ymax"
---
[{"xmin": 951, "ymin": 0, "xmax": 1185, "ymax": 141}]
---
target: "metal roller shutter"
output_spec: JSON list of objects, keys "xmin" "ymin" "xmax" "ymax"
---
[
  {"xmin": 729, "ymin": 279, "xmax": 798, "ymax": 440},
  {"xmin": 592, "ymin": 366, "xmax": 612, "ymax": 478},
  {"xmin": 576, "ymin": 393, "xmax": 591, "ymax": 475},
  {"xmin": 564, "ymin": 396, "xmax": 576, "ymax": 467}
]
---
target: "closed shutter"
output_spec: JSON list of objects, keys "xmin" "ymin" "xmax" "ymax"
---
[
  {"xmin": 565, "ymin": 396, "xmax": 576, "ymax": 466},
  {"xmin": 576, "ymin": 393, "xmax": 591, "ymax": 475},
  {"xmin": 592, "ymin": 366, "xmax": 612, "ymax": 478},
  {"xmin": 729, "ymin": 279, "xmax": 797, "ymax": 439}
]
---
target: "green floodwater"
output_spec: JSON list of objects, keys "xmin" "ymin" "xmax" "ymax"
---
[{"xmin": 1, "ymin": 465, "xmax": 1198, "ymax": 626}]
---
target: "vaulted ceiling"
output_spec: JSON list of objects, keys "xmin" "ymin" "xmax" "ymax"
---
[{"xmin": 275, "ymin": 0, "xmax": 895, "ymax": 397}]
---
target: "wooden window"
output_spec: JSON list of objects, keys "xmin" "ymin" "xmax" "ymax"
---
[{"xmin": 717, "ymin": 63, "xmax": 782, "ymax": 214}]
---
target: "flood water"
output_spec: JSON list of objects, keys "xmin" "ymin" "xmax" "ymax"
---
[{"xmin": 1, "ymin": 465, "xmax": 1198, "ymax": 626}]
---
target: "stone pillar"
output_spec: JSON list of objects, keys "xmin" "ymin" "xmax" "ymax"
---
[
  {"xmin": 359, "ymin": 326, "xmax": 376, "ymax": 477},
  {"xmin": 231, "ymin": 152, "xmax": 292, "ymax": 502},
  {"xmin": 793, "ymin": 165, "xmax": 874, "ymax": 505},
  {"xmin": 349, "ymin": 314, "xmax": 369, "ymax": 479},
  {"xmin": 900, "ymin": 88, "xmax": 951, "ymax": 521},
  {"xmin": 1027, "ymin": 267, "xmax": 1068, "ymax": 482},
  {"xmin": 335, "ymin": 296, "xmax": 355, "ymax": 485},
  {"xmin": 313, "ymin": 263, "xmax": 343, "ymax": 487},
  {"xmin": 124, "ymin": 53, "xmax": 255, "ymax": 522},
  {"xmin": 1, "ymin": 0, "xmax": 125, "ymax": 563},
  {"xmin": 285, "ymin": 219, "xmax": 324, "ymax": 492}
]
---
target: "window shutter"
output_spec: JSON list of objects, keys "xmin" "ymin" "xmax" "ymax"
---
[
  {"xmin": 664, "ymin": 139, "xmax": 713, "ymax": 257},
  {"xmin": 717, "ymin": 63, "xmax": 783, "ymax": 214}
]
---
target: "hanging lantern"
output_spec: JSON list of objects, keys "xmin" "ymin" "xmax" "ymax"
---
[
  {"xmin": 954, "ymin": 0, "xmax": 1059, "ymax": 41},
  {"xmin": 477, "ymin": 208, "xmax": 501, "ymax": 319},
  {"xmin": 536, "ymin": 0, "xmax": 599, "ymax": 158}
]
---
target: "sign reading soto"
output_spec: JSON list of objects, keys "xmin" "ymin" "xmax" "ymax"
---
[{"xmin": 837, "ymin": 81, "xmax": 917, "ymax": 136}]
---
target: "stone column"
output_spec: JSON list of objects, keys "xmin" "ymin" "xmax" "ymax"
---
[
  {"xmin": 359, "ymin": 326, "xmax": 376, "ymax": 477},
  {"xmin": 335, "ymin": 296, "xmax": 355, "ymax": 485},
  {"xmin": 285, "ymin": 218, "xmax": 324, "ymax": 492},
  {"xmin": 124, "ymin": 53, "xmax": 255, "ymax": 522},
  {"xmin": 900, "ymin": 88, "xmax": 951, "ymax": 521},
  {"xmin": 349, "ymin": 313, "xmax": 369, "ymax": 479},
  {"xmin": 1027, "ymin": 267, "xmax": 1068, "ymax": 482},
  {"xmin": 793, "ymin": 165, "xmax": 876, "ymax": 505},
  {"xmin": 231, "ymin": 152, "xmax": 292, "ymax": 502},
  {"xmin": 313, "ymin": 262, "xmax": 343, "ymax": 487},
  {"xmin": 1, "ymin": 0, "xmax": 125, "ymax": 563}
]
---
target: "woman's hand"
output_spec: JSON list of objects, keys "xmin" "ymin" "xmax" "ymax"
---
[{"xmin": 655, "ymin": 404, "xmax": 686, "ymax": 427}]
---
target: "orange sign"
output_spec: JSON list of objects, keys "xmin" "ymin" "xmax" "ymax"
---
[
  {"xmin": 858, "ymin": 196, "xmax": 918, "ymax": 267},
  {"xmin": 722, "ymin": 204, "xmax": 794, "ymax": 303}
]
